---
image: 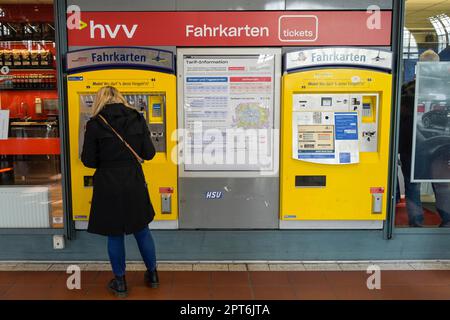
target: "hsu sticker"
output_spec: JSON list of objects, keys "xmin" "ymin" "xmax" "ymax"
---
[{"xmin": 205, "ymin": 191, "xmax": 223, "ymax": 199}]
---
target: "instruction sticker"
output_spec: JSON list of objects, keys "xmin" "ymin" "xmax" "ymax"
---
[
  {"xmin": 335, "ymin": 112, "xmax": 358, "ymax": 140},
  {"xmin": 292, "ymin": 108, "xmax": 360, "ymax": 164},
  {"xmin": 297, "ymin": 125, "xmax": 335, "ymax": 158}
]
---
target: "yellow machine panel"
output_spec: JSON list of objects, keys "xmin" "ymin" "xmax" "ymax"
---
[
  {"xmin": 280, "ymin": 68, "xmax": 392, "ymax": 221},
  {"xmin": 67, "ymin": 69, "xmax": 177, "ymax": 222}
]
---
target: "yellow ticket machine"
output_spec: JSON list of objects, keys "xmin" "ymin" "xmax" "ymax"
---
[
  {"xmin": 65, "ymin": 47, "xmax": 178, "ymax": 229},
  {"xmin": 280, "ymin": 48, "xmax": 393, "ymax": 229}
]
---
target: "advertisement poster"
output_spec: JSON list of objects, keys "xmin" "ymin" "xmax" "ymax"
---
[
  {"xmin": 292, "ymin": 111, "xmax": 359, "ymax": 164},
  {"xmin": 183, "ymin": 55, "xmax": 275, "ymax": 171},
  {"xmin": 411, "ymin": 62, "xmax": 450, "ymax": 182}
]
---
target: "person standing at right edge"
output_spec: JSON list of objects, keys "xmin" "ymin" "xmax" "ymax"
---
[
  {"xmin": 399, "ymin": 50, "xmax": 450, "ymax": 227},
  {"xmin": 81, "ymin": 86, "xmax": 160, "ymax": 298}
]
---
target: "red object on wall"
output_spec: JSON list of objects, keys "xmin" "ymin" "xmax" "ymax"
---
[
  {"xmin": 68, "ymin": 11, "xmax": 392, "ymax": 47},
  {"xmin": 1, "ymin": 88, "xmax": 58, "ymax": 120},
  {"xmin": 0, "ymin": 4, "xmax": 54, "ymax": 22},
  {"xmin": 0, "ymin": 138, "xmax": 60, "ymax": 155},
  {"xmin": 0, "ymin": 42, "xmax": 57, "ymax": 120}
]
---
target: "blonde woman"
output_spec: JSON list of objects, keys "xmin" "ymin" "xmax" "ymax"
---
[{"xmin": 81, "ymin": 86, "xmax": 158, "ymax": 298}]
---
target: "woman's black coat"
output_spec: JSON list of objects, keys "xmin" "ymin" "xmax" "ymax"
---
[{"xmin": 81, "ymin": 103, "xmax": 156, "ymax": 236}]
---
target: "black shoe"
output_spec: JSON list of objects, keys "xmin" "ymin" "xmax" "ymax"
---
[
  {"xmin": 107, "ymin": 275, "xmax": 128, "ymax": 298},
  {"xmin": 144, "ymin": 270, "xmax": 159, "ymax": 288}
]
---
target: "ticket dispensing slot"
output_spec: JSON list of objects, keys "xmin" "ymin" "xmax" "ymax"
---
[
  {"xmin": 372, "ymin": 193, "xmax": 383, "ymax": 213},
  {"xmin": 295, "ymin": 176, "xmax": 326, "ymax": 188},
  {"xmin": 161, "ymin": 194, "xmax": 172, "ymax": 213},
  {"xmin": 159, "ymin": 187, "xmax": 173, "ymax": 214}
]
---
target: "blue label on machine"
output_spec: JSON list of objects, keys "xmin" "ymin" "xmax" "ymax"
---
[
  {"xmin": 298, "ymin": 154, "xmax": 335, "ymax": 159},
  {"xmin": 187, "ymin": 77, "xmax": 228, "ymax": 83},
  {"xmin": 68, "ymin": 76, "xmax": 83, "ymax": 81},
  {"xmin": 335, "ymin": 112, "xmax": 358, "ymax": 140},
  {"xmin": 205, "ymin": 191, "xmax": 224, "ymax": 199},
  {"xmin": 339, "ymin": 152, "xmax": 351, "ymax": 163}
]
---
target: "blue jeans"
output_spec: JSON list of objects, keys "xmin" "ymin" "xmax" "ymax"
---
[
  {"xmin": 400, "ymin": 153, "xmax": 450, "ymax": 226},
  {"xmin": 107, "ymin": 226, "xmax": 157, "ymax": 277}
]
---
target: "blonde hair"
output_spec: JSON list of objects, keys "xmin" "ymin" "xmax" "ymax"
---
[
  {"xmin": 419, "ymin": 49, "xmax": 440, "ymax": 62},
  {"xmin": 92, "ymin": 86, "xmax": 134, "ymax": 116}
]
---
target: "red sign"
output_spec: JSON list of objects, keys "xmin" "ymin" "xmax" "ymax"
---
[
  {"xmin": 278, "ymin": 15, "xmax": 318, "ymax": 42},
  {"xmin": 230, "ymin": 77, "xmax": 272, "ymax": 82},
  {"xmin": 68, "ymin": 11, "xmax": 392, "ymax": 47},
  {"xmin": 228, "ymin": 67, "xmax": 245, "ymax": 71},
  {"xmin": 159, "ymin": 187, "xmax": 174, "ymax": 194}
]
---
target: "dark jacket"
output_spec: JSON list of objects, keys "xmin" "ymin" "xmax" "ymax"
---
[{"xmin": 81, "ymin": 103, "xmax": 156, "ymax": 236}]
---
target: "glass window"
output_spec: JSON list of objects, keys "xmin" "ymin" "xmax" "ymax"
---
[
  {"xmin": 0, "ymin": 2, "xmax": 63, "ymax": 229},
  {"xmin": 396, "ymin": 0, "xmax": 450, "ymax": 228}
]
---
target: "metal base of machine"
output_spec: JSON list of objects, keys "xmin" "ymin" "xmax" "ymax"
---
[
  {"xmin": 279, "ymin": 220, "xmax": 384, "ymax": 230},
  {"xmin": 75, "ymin": 220, "xmax": 179, "ymax": 230},
  {"xmin": 179, "ymin": 177, "xmax": 279, "ymax": 229}
]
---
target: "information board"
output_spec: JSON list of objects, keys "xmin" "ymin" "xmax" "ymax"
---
[{"xmin": 182, "ymin": 54, "xmax": 276, "ymax": 171}]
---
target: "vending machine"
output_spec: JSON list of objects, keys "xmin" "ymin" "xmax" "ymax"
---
[
  {"xmin": 280, "ymin": 48, "xmax": 393, "ymax": 229},
  {"xmin": 65, "ymin": 47, "xmax": 178, "ymax": 229}
]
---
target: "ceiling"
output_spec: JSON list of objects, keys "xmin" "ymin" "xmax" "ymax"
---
[{"xmin": 405, "ymin": 0, "xmax": 450, "ymax": 29}]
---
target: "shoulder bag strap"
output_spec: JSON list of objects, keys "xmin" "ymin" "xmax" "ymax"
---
[{"xmin": 97, "ymin": 114, "xmax": 144, "ymax": 164}]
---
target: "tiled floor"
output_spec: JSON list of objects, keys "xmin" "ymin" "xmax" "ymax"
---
[
  {"xmin": 3, "ymin": 260, "xmax": 450, "ymax": 272},
  {"xmin": 1, "ymin": 270, "xmax": 450, "ymax": 300}
]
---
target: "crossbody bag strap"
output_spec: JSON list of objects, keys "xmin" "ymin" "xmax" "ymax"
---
[{"xmin": 97, "ymin": 114, "xmax": 144, "ymax": 164}]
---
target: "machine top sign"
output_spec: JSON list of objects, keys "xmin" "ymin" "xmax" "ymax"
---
[
  {"xmin": 285, "ymin": 48, "xmax": 393, "ymax": 72},
  {"xmin": 66, "ymin": 47, "xmax": 175, "ymax": 73}
]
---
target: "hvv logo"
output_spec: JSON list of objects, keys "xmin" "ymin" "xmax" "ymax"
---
[
  {"xmin": 86, "ymin": 20, "xmax": 138, "ymax": 39},
  {"xmin": 67, "ymin": 6, "xmax": 138, "ymax": 39},
  {"xmin": 205, "ymin": 191, "xmax": 224, "ymax": 199}
]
